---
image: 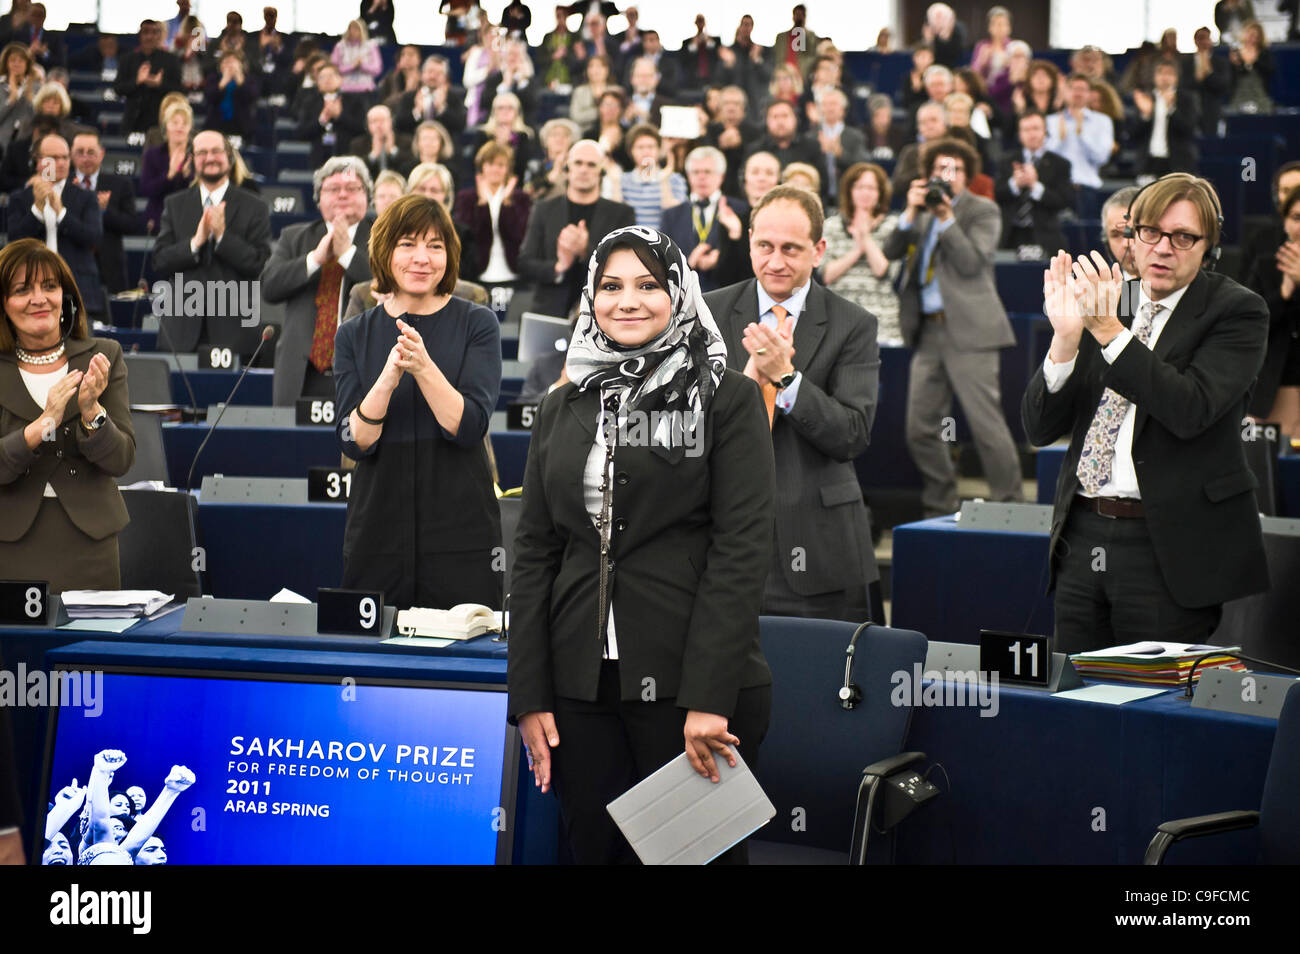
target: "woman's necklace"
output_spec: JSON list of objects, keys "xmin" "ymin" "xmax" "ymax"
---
[{"xmin": 15, "ymin": 341, "xmax": 66, "ymax": 366}]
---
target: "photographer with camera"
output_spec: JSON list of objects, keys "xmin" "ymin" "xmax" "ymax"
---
[{"xmin": 884, "ymin": 136, "xmax": 1023, "ymax": 516}]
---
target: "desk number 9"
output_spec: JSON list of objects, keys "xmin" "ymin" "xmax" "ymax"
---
[{"xmin": 359, "ymin": 597, "xmax": 377, "ymax": 630}]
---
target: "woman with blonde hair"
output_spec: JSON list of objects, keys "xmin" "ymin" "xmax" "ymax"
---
[
  {"xmin": 140, "ymin": 98, "xmax": 194, "ymax": 232},
  {"xmin": 331, "ymin": 18, "xmax": 383, "ymax": 94},
  {"xmin": 372, "ymin": 169, "xmax": 406, "ymax": 216},
  {"xmin": 473, "ymin": 91, "xmax": 539, "ymax": 181},
  {"xmin": 766, "ymin": 63, "xmax": 802, "ymax": 112},
  {"xmin": 780, "ymin": 162, "xmax": 821, "ymax": 196}
]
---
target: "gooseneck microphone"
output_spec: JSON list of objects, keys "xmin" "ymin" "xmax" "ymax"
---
[
  {"xmin": 185, "ymin": 325, "xmax": 275, "ymax": 491},
  {"xmin": 157, "ymin": 310, "xmax": 200, "ymax": 420}
]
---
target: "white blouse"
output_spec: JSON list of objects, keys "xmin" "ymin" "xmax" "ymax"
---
[{"xmin": 19, "ymin": 364, "xmax": 68, "ymax": 498}]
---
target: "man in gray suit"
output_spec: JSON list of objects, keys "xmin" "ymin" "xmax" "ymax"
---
[
  {"xmin": 262, "ymin": 156, "xmax": 374, "ymax": 406},
  {"xmin": 884, "ymin": 136, "xmax": 1023, "ymax": 516},
  {"xmin": 706, "ymin": 185, "xmax": 882, "ymax": 622},
  {"xmin": 814, "ymin": 89, "xmax": 867, "ymax": 205}
]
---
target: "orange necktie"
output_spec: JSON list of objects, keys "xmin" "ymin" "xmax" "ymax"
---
[{"xmin": 761, "ymin": 305, "xmax": 792, "ymax": 429}]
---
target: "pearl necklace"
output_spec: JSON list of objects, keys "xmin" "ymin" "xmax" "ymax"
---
[{"xmin": 15, "ymin": 343, "xmax": 66, "ymax": 366}]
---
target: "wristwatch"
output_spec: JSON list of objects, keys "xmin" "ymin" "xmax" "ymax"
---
[
  {"xmin": 81, "ymin": 409, "xmax": 108, "ymax": 432},
  {"xmin": 772, "ymin": 369, "xmax": 797, "ymax": 390}
]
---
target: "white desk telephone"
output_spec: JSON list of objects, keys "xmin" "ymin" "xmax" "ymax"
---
[{"xmin": 396, "ymin": 604, "xmax": 501, "ymax": 640}]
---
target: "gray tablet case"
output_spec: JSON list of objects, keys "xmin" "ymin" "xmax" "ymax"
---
[{"xmin": 606, "ymin": 746, "xmax": 776, "ymax": 865}]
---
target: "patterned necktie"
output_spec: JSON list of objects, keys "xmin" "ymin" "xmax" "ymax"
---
[
  {"xmin": 761, "ymin": 305, "xmax": 793, "ymax": 429},
  {"xmin": 1075, "ymin": 301, "xmax": 1161, "ymax": 494},
  {"xmin": 310, "ymin": 260, "xmax": 345, "ymax": 373},
  {"xmin": 79, "ymin": 176, "xmax": 92, "ymax": 190}
]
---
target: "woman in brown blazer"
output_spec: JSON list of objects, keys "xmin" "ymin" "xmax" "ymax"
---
[{"xmin": 0, "ymin": 239, "xmax": 135, "ymax": 591}]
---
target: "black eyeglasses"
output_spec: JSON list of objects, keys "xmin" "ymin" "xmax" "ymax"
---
[{"xmin": 1134, "ymin": 225, "xmax": 1203, "ymax": 251}]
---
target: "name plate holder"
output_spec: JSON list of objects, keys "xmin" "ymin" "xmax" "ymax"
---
[
  {"xmin": 179, "ymin": 596, "xmax": 395, "ymax": 638},
  {"xmin": 922, "ymin": 640, "xmax": 1083, "ymax": 693},
  {"xmin": 0, "ymin": 582, "xmax": 69, "ymax": 629},
  {"xmin": 199, "ymin": 476, "xmax": 309, "ymax": 504},
  {"xmin": 955, "ymin": 501, "xmax": 1053, "ymax": 533},
  {"xmin": 1191, "ymin": 668, "xmax": 1299, "ymax": 720}
]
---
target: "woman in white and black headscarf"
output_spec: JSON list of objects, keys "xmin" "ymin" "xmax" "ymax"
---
[{"xmin": 507, "ymin": 225, "xmax": 775, "ymax": 864}]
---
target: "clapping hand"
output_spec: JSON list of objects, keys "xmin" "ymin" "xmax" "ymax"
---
[
  {"xmin": 1133, "ymin": 89, "xmax": 1154, "ymax": 119},
  {"xmin": 394, "ymin": 319, "xmax": 434, "ymax": 379},
  {"xmin": 1070, "ymin": 249, "xmax": 1125, "ymax": 341},
  {"xmin": 1277, "ymin": 242, "xmax": 1300, "ymax": 282},
  {"xmin": 688, "ymin": 242, "xmax": 719, "ymax": 271},
  {"xmin": 716, "ymin": 196, "xmax": 742, "ymax": 240},
  {"xmin": 77, "ymin": 353, "xmax": 111, "ymax": 424},
  {"xmin": 39, "ymin": 368, "xmax": 81, "ymax": 427},
  {"xmin": 207, "ymin": 201, "xmax": 227, "ymax": 240},
  {"xmin": 1043, "ymin": 249, "xmax": 1084, "ymax": 357}
]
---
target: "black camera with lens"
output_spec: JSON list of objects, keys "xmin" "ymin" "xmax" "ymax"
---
[{"xmin": 924, "ymin": 177, "xmax": 954, "ymax": 208}]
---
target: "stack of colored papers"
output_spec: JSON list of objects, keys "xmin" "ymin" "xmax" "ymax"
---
[{"xmin": 1070, "ymin": 642, "xmax": 1245, "ymax": 686}]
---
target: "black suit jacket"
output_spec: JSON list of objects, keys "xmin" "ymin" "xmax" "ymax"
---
[
  {"xmin": 393, "ymin": 86, "xmax": 467, "ymax": 136},
  {"xmin": 295, "ymin": 91, "xmax": 367, "ymax": 168},
  {"xmin": 994, "ymin": 149, "xmax": 1074, "ymax": 251},
  {"xmin": 114, "ymin": 49, "xmax": 183, "ymax": 134},
  {"xmin": 705, "ymin": 279, "xmax": 882, "ymax": 598},
  {"xmin": 744, "ymin": 134, "xmax": 823, "ymax": 173},
  {"xmin": 262, "ymin": 216, "xmax": 374, "ymax": 406},
  {"xmin": 90, "ymin": 171, "xmax": 143, "ymax": 294},
  {"xmin": 518, "ymin": 195, "xmax": 636, "ymax": 317},
  {"xmin": 348, "ymin": 134, "xmax": 416, "ymax": 179},
  {"xmin": 1132, "ymin": 89, "xmax": 1201, "ymax": 173},
  {"xmin": 660, "ymin": 196, "xmax": 751, "ymax": 292},
  {"xmin": 1242, "ymin": 223, "xmax": 1300, "ymax": 417},
  {"xmin": 11, "ymin": 24, "xmax": 64, "ymax": 69},
  {"xmin": 507, "ymin": 369, "xmax": 775, "ymax": 720},
  {"xmin": 151, "ymin": 184, "xmax": 273, "ymax": 355},
  {"xmin": 1022, "ymin": 271, "xmax": 1270, "ymax": 608},
  {"xmin": 1183, "ymin": 52, "xmax": 1231, "ymax": 136},
  {"xmin": 8, "ymin": 183, "xmax": 105, "ymax": 314}
]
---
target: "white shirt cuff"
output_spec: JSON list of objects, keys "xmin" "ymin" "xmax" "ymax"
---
[
  {"xmin": 338, "ymin": 245, "xmax": 357, "ymax": 269},
  {"xmin": 1102, "ymin": 328, "xmax": 1132, "ymax": 363},
  {"xmin": 775, "ymin": 371, "xmax": 802, "ymax": 412},
  {"xmin": 1007, "ymin": 178, "xmax": 1021, "ymax": 196},
  {"xmin": 55, "ymin": 205, "xmax": 67, "ymax": 224},
  {"xmin": 1042, "ymin": 353, "xmax": 1076, "ymax": 393},
  {"xmin": 306, "ymin": 253, "xmax": 321, "ymax": 277},
  {"xmin": 1029, "ymin": 181, "xmax": 1045, "ymax": 201}
]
